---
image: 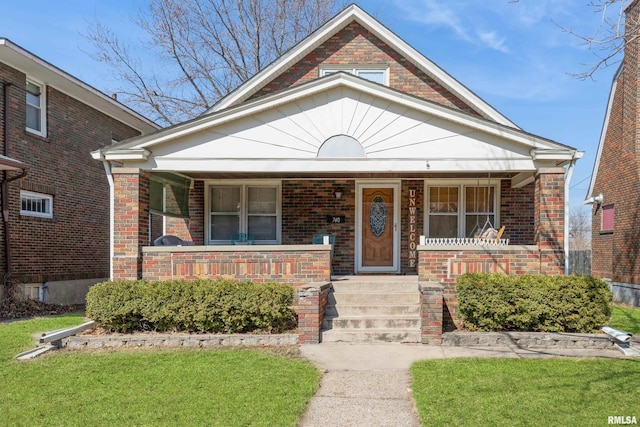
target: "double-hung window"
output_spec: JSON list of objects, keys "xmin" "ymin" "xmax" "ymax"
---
[
  {"xmin": 320, "ymin": 67, "xmax": 388, "ymax": 85},
  {"xmin": 208, "ymin": 183, "xmax": 280, "ymax": 243},
  {"xmin": 20, "ymin": 190, "xmax": 53, "ymax": 218},
  {"xmin": 427, "ymin": 183, "xmax": 497, "ymax": 238},
  {"xmin": 26, "ymin": 79, "xmax": 46, "ymax": 136}
]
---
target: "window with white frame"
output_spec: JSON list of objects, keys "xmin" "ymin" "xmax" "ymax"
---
[
  {"xmin": 321, "ymin": 67, "xmax": 388, "ymax": 85},
  {"xmin": 427, "ymin": 183, "xmax": 497, "ymax": 238},
  {"xmin": 20, "ymin": 190, "xmax": 53, "ymax": 218},
  {"xmin": 26, "ymin": 79, "xmax": 46, "ymax": 136},
  {"xmin": 208, "ymin": 183, "xmax": 280, "ymax": 243}
]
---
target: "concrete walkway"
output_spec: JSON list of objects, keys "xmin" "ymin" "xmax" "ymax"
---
[{"xmin": 298, "ymin": 343, "xmax": 624, "ymax": 427}]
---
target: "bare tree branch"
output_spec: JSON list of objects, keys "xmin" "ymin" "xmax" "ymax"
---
[
  {"xmin": 569, "ymin": 207, "xmax": 592, "ymax": 250},
  {"xmin": 84, "ymin": 0, "xmax": 345, "ymax": 126}
]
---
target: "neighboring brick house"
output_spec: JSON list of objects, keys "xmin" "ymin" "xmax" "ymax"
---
[
  {"xmin": 93, "ymin": 5, "xmax": 581, "ymax": 342},
  {"xmin": 586, "ymin": 1, "xmax": 640, "ymax": 306},
  {"xmin": 0, "ymin": 38, "xmax": 159, "ymax": 304}
]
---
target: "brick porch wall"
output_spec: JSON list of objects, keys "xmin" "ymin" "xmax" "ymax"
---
[
  {"xmin": 141, "ymin": 245, "xmax": 331, "ymax": 285},
  {"xmin": 418, "ymin": 245, "xmax": 543, "ymax": 330}
]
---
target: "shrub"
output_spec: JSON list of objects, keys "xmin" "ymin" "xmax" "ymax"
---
[
  {"xmin": 86, "ymin": 279, "xmax": 297, "ymax": 334},
  {"xmin": 457, "ymin": 273, "xmax": 612, "ymax": 332}
]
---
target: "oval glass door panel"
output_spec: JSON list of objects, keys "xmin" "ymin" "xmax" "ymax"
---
[{"xmin": 362, "ymin": 188, "xmax": 394, "ymax": 267}]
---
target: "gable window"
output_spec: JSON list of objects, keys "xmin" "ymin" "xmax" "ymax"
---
[
  {"xmin": 426, "ymin": 182, "xmax": 498, "ymax": 238},
  {"xmin": 26, "ymin": 79, "xmax": 46, "ymax": 136},
  {"xmin": 321, "ymin": 67, "xmax": 388, "ymax": 85},
  {"xmin": 208, "ymin": 183, "xmax": 280, "ymax": 244},
  {"xmin": 601, "ymin": 204, "xmax": 614, "ymax": 233},
  {"xmin": 20, "ymin": 190, "xmax": 53, "ymax": 218}
]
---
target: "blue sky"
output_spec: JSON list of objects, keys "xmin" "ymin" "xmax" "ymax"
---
[{"xmin": 0, "ymin": 0, "xmax": 620, "ymax": 211}]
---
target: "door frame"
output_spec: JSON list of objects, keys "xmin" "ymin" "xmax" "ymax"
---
[{"xmin": 355, "ymin": 180, "xmax": 401, "ymax": 273}]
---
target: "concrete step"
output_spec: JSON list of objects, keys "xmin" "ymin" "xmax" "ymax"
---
[
  {"xmin": 328, "ymin": 292, "xmax": 419, "ymax": 305},
  {"xmin": 331, "ymin": 280, "xmax": 418, "ymax": 293},
  {"xmin": 322, "ymin": 315, "xmax": 421, "ymax": 330},
  {"xmin": 321, "ymin": 328, "xmax": 422, "ymax": 343},
  {"xmin": 324, "ymin": 303, "xmax": 420, "ymax": 317}
]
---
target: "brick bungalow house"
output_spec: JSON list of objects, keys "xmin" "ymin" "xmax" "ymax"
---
[
  {"xmin": 586, "ymin": 1, "xmax": 640, "ymax": 307},
  {"xmin": 0, "ymin": 38, "xmax": 159, "ymax": 305},
  {"xmin": 92, "ymin": 5, "xmax": 581, "ymax": 343}
]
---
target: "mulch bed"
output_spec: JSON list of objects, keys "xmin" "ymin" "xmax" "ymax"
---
[{"xmin": 0, "ymin": 299, "xmax": 84, "ymax": 322}]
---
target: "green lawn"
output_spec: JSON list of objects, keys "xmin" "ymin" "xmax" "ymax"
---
[
  {"xmin": 411, "ymin": 358, "xmax": 640, "ymax": 427},
  {"xmin": 0, "ymin": 315, "xmax": 320, "ymax": 427},
  {"xmin": 609, "ymin": 304, "xmax": 640, "ymax": 334}
]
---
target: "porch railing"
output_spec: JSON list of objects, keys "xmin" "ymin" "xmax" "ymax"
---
[{"xmin": 421, "ymin": 237, "xmax": 510, "ymax": 246}]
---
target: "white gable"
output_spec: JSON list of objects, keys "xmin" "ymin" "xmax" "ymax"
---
[
  {"xmin": 209, "ymin": 5, "xmax": 518, "ymax": 128},
  {"xmin": 110, "ymin": 75, "xmax": 574, "ymax": 173}
]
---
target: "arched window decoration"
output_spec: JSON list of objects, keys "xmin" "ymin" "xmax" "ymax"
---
[{"xmin": 317, "ymin": 134, "xmax": 365, "ymax": 158}]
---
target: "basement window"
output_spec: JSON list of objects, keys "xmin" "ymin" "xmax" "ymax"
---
[{"xmin": 20, "ymin": 190, "xmax": 53, "ymax": 218}]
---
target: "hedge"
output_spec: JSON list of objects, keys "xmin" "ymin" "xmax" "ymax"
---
[
  {"xmin": 457, "ymin": 273, "xmax": 612, "ymax": 332},
  {"xmin": 86, "ymin": 279, "xmax": 297, "ymax": 334}
]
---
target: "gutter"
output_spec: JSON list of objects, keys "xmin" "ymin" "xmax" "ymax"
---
[{"xmin": 564, "ymin": 151, "xmax": 584, "ymax": 275}]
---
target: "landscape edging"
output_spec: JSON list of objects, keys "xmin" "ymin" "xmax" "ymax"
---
[
  {"xmin": 442, "ymin": 331, "xmax": 639, "ymax": 349},
  {"xmin": 64, "ymin": 333, "xmax": 299, "ymax": 349}
]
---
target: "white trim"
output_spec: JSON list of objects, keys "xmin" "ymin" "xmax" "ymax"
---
[
  {"xmin": 586, "ymin": 63, "xmax": 623, "ymax": 201},
  {"xmin": 204, "ymin": 180, "xmax": 282, "ymax": 245},
  {"xmin": 20, "ymin": 190, "xmax": 53, "ymax": 219},
  {"xmin": 145, "ymin": 157, "xmax": 538, "ymax": 173},
  {"xmin": 208, "ymin": 5, "xmax": 517, "ymax": 128},
  {"xmin": 25, "ymin": 78, "xmax": 46, "ymax": 137},
  {"xmin": 424, "ymin": 179, "xmax": 501, "ymax": 239},
  {"xmin": 0, "ymin": 38, "xmax": 158, "ymax": 133},
  {"xmin": 355, "ymin": 180, "xmax": 401, "ymax": 273}
]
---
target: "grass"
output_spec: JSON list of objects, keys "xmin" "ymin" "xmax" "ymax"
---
[
  {"xmin": 0, "ymin": 314, "xmax": 320, "ymax": 427},
  {"xmin": 411, "ymin": 357, "xmax": 640, "ymax": 427},
  {"xmin": 608, "ymin": 304, "xmax": 640, "ymax": 334}
]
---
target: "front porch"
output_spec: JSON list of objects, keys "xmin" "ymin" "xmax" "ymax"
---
[{"xmin": 136, "ymin": 241, "xmax": 558, "ymax": 344}]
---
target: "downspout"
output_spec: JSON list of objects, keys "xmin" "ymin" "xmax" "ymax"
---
[
  {"xmin": 2, "ymin": 82, "xmax": 28, "ymax": 282},
  {"xmin": 101, "ymin": 160, "xmax": 114, "ymax": 281},
  {"xmin": 564, "ymin": 152, "xmax": 583, "ymax": 275}
]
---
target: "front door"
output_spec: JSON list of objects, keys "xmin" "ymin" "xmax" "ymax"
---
[{"xmin": 357, "ymin": 183, "xmax": 399, "ymax": 273}]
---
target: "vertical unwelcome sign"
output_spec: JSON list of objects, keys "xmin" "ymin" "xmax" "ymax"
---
[{"xmin": 408, "ymin": 189, "xmax": 417, "ymax": 268}]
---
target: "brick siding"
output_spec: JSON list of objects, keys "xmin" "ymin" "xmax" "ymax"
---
[
  {"xmin": 251, "ymin": 22, "xmax": 483, "ymax": 118},
  {"xmin": 0, "ymin": 63, "xmax": 142, "ymax": 284},
  {"xmin": 591, "ymin": 2, "xmax": 640, "ymax": 283}
]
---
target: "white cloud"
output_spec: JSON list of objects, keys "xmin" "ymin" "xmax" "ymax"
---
[
  {"xmin": 391, "ymin": 0, "xmax": 511, "ymax": 52},
  {"xmin": 477, "ymin": 30, "xmax": 509, "ymax": 53}
]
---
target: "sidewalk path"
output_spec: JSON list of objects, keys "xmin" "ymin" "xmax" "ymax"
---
[{"xmin": 298, "ymin": 343, "xmax": 624, "ymax": 427}]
